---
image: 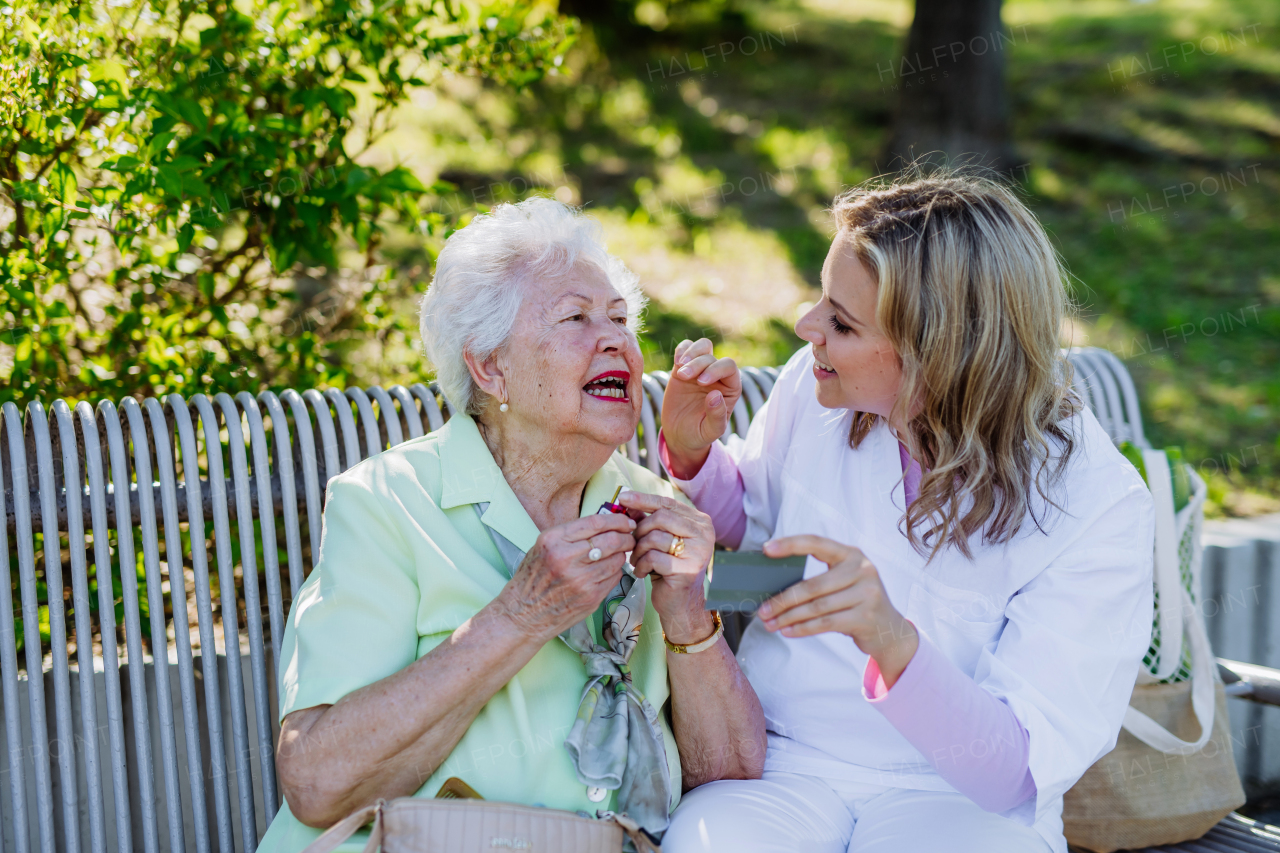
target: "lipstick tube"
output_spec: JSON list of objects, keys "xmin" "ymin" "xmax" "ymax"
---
[{"xmin": 596, "ymin": 485, "xmax": 626, "ymax": 516}]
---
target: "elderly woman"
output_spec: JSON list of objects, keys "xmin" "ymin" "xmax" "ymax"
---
[{"xmin": 257, "ymin": 197, "xmax": 765, "ymax": 853}]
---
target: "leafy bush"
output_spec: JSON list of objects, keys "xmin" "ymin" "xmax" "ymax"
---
[{"xmin": 1, "ymin": 0, "xmax": 575, "ymax": 404}]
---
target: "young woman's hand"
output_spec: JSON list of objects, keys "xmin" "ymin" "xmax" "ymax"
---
[
  {"xmin": 660, "ymin": 338, "xmax": 742, "ymax": 480},
  {"xmin": 757, "ymin": 535, "xmax": 919, "ymax": 687}
]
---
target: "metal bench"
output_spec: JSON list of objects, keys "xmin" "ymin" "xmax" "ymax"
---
[{"xmin": 0, "ymin": 347, "xmax": 1273, "ymax": 853}]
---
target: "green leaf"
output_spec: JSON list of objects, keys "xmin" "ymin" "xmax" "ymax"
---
[
  {"xmin": 42, "ymin": 208, "xmax": 65, "ymax": 240},
  {"xmin": 49, "ymin": 161, "xmax": 78, "ymax": 207},
  {"xmin": 382, "ymin": 167, "xmax": 428, "ymax": 193},
  {"xmin": 181, "ymin": 173, "xmax": 211, "ymax": 199},
  {"xmin": 177, "ymin": 223, "xmax": 195, "ymax": 253},
  {"xmin": 175, "ymin": 98, "xmax": 205, "ymax": 129},
  {"xmin": 89, "ymin": 59, "xmax": 130, "ymax": 95},
  {"xmin": 270, "ymin": 240, "xmax": 298, "ymax": 272},
  {"xmin": 12, "ymin": 181, "xmax": 43, "ymax": 202},
  {"xmin": 317, "ymin": 88, "xmax": 352, "ymax": 118},
  {"xmin": 155, "ymin": 165, "xmax": 183, "ymax": 198},
  {"xmin": 354, "ymin": 219, "xmax": 373, "ymax": 251},
  {"xmin": 151, "ymin": 115, "xmax": 178, "ymax": 136},
  {"xmin": 295, "ymin": 202, "xmax": 323, "ymax": 234},
  {"xmin": 199, "ymin": 26, "xmax": 223, "ymax": 50},
  {"xmin": 147, "ymin": 132, "xmax": 178, "ymax": 160},
  {"xmin": 104, "ymin": 155, "xmax": 141, "ymax": 172},
  {"xmin": 345, "ymin": 168, "xmax": 371, "ymax": 191}
]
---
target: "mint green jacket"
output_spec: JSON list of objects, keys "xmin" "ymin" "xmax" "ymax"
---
[{"xmin": 257, "ymin": 415, "xmax": 683, "ymax": 853}]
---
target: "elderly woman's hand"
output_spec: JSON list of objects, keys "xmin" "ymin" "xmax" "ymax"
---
[
  {"xmin": 616, "ymin": 490, "xmax": 717, "ymax": 642},
  {"xmin": 492, "ymin": 512, "xmax": 638, "ymax": 642}
]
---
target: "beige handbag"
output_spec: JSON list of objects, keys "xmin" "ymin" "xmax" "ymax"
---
[
  {"xmin": 298, "ymin": 797, "xmax": 662, "ymax": 853},
  {"xmin": 1063, "ymin": 454, "xmax": 1244, "ymax": 851},
  {"xmin": 1064, "ymin": 680, "xmax": 1244, "ymax": 852}
]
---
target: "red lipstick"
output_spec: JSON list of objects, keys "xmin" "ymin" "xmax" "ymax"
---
[{"xmin": 583, "ymin": 370, "xmax": 631, "ymax": 402}]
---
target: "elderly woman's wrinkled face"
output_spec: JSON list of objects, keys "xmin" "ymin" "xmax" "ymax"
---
[{"xmin": 498, "ymin": 263, "xmax": 644, "ymax": 449}]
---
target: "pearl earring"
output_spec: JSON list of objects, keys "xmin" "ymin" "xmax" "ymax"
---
[{"xmin": 499, "ymin": 402, "xmax": 509, "ymax": 413}]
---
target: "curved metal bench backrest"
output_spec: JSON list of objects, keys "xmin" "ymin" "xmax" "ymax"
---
[
  {"xmin": 0, "ymin": 348, "xmax": 1136, "ymax": 853},
  {"xmin": 1064, "ymin": 347, "xmax": 1150, "ymax": 448}
]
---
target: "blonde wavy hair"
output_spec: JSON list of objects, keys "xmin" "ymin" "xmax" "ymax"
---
[{"xmin": 833, "ymin": 172, "xmax": 1081, "ymax": 560}]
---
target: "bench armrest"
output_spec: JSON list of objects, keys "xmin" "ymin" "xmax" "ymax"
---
[{"xmin": 1218, "ymin": 657, "xmax": 1280, "ymax": 706}]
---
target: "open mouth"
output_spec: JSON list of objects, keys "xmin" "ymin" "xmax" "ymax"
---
[
  {"xmin": 813, "ymin": 352, "xmax": 837, "ymax": 376},
  {"xmin": 583, "ymin": 370, "xmax": 631, "ymax": 402}
]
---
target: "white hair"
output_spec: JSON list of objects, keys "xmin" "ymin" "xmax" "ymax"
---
[{"xmin": 419, "ymin": 196, "xmax": 647, "ymax": 416}]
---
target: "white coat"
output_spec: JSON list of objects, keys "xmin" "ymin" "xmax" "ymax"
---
[{"xmin": 728, "ymin": 348, "xmax": 1155, "ymax": 853}]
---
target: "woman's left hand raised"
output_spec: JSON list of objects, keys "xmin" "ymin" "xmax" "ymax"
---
[
  {"xmin": 616, "ymin": 490, "xmax": 717, "ymax": 643},
  {"xmin": 758, "ymin": 535, "xmax": 919, "ymax": 687}
]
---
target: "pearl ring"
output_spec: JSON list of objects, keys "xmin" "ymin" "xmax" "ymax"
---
[{"xmin": 587, "ymin": 547, "xmax": 603, "ymax": 562}]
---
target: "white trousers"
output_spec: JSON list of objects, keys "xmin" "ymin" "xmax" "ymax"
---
[{"xmin": 663, "ymin": 771, "xmax": 1052, "ymax": 853}]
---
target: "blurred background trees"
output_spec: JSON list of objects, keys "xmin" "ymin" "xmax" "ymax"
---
[{"xmin": 2, "ymin": 0, "xmax": 1277, "ymax": 515}]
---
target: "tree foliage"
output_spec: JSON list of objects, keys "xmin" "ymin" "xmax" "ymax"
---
[{"xmin": 0, "ymin": 0, "xmax": 574, "ymax": 404}]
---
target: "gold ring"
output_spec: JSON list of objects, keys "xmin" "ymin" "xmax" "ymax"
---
[{"xmin": 667, "ymin": 536, "xmax": 685, "ymax": 558}]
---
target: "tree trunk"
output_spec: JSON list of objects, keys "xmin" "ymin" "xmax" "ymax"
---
[{"xmin": 883, "ymin": 0, "xmax": 1017, "ymax": 173}]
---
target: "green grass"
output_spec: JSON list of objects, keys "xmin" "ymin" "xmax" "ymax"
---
[{"xmin": 366, "ymin": 0, "xmax": 1279, "ymax": 516}]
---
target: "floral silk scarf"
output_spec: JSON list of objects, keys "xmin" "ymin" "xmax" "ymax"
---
[{"xmin": 474, "ymin": 503, "xmax": 673, "ymax": 836}]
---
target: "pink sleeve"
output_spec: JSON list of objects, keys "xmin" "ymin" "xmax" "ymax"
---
[
  {"xmin": 659, "ymin": 431, "xmax": 748, "ymax": 550},
  {"xmin": 864, "ymin": 635, "xmax": 1037, "ymax": 814}
]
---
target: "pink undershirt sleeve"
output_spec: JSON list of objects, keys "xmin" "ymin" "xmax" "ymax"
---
[
  {"xmin": 864, "ymin": 635, "xmax": 1037, "ymax": 813},
  {"xmin": 659, "ymin": 431, "xmax": 747, "ymax": 550}
]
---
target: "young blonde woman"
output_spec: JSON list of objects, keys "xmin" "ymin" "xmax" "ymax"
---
[{"xmin": 658, "ymin": 175, "xmax": 1155, "ymax": 853}]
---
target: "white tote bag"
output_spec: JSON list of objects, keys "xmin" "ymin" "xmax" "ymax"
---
[
  {"xmin": 1063, "ymin": 451, "xmax": 1244, "ymax": 852},
  {"xmin": 1123, "ymin": 449, "xmax": 1212, "ymax": 749}
]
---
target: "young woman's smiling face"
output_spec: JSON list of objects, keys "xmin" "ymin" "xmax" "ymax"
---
[{"xmin": 794, "ymin": 229, "xmax": 904, "ymax": 421}]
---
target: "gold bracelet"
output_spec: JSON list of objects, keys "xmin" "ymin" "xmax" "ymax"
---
[{"xmin": 663, "ymin": 611, "xmax": 723, "ymax": 654}]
